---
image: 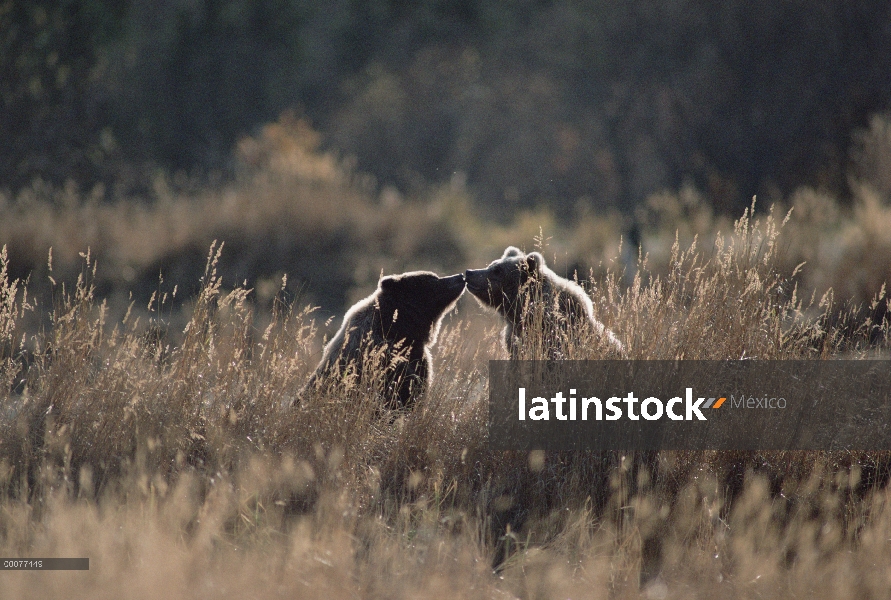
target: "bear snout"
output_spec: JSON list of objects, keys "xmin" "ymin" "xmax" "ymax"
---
[
  {"xmin": 464, "ymin": 269, "xmax": 496, "ymax": 306},
  {"xmin": 464, "ymin": 269, "xmax": 488, "ymax": 292},
  {"xmin": 442, "ymin": 273, "xmax": 467, "ymax": 293}
]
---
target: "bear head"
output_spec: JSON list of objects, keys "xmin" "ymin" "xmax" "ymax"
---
[
  {"xmin": 376, "ymin": 271, "xmax": 466, "ymax": 343},
  {"xmin": 464, "ymin": 246, "xmax": 545, "ymax": 313}
]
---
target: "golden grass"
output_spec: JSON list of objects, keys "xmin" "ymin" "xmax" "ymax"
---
[{"xmin": 1, "ymin": 192, "xmax": 890, "ymax": 598}]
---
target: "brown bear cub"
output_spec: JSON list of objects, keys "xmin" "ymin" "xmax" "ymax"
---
[
  {"xmin": 302, "ymin": 271, "xmax": 466, "ymax": 409},
  {"xmin": 465, "ymin": 247, "xmax": 624, "ymax": 359}
]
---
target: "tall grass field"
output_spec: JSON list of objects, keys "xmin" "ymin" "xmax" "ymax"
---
[{"xmin": 2, "ymin": 118, "xmax": 891, "ymax": 598}]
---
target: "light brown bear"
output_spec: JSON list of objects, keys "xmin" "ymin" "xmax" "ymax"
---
[
  {"xmin": 302, "ymin": 271, "xmax": 466, "ymax": 409},
  {"xmin": 465, "ymin": 247, "xmax": 624, "ymax": 359}
]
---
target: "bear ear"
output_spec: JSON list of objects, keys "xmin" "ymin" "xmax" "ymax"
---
[
  {"xmin": 380, "ymin": 275, "xmax": 397, "ymax": 291},
  {"xmin": 525, "ymin": 252, "xmax": 545, "ymax": 273},
  {"xmin": 503, "ymin": 246, "xmax": 524, "ymax": 258}
]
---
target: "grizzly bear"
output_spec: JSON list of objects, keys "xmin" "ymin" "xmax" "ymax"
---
[
  {"xmin": 465, "ymin": 247, "xmax": 624, "ymax": 359},
  {"xmin": 301, "ymin": 271, "xmax": 466, "ymax": 409}
]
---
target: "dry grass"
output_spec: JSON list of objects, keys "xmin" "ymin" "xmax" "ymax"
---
[
  {"xmin": 1, "ymin": 190, "xmax": 891, "ymax": 599},
  {"xmin": 1, "ymin": 115, "xmax": 891, "ymax": 598}
]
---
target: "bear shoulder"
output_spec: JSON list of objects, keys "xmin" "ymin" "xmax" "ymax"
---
[{"xmin": 525, "ymin": 252, "xmax": 594, "ymax": 320}]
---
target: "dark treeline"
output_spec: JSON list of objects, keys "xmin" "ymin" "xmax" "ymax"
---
[{"xmin": 3, "ymin": 0, "xmax": 891, "ymax": 215}]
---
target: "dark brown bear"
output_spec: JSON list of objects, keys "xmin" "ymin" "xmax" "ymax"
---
[
  {"xmin": 301, "ymin": 271, "xmax": 466, "ymax": 409},
  {"xmin": 465, "ymin": 247, "xmax": 624, "ymax": 359}
]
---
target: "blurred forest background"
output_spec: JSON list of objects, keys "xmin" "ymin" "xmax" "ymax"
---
[{"xmin": 3, "ymin": 0, "xmax": 891, "ymax": 322}]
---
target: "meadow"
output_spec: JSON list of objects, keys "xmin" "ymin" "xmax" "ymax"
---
[{"xmin": 2, "ymin": 116, "xmax": 891, "ymax": 598}]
